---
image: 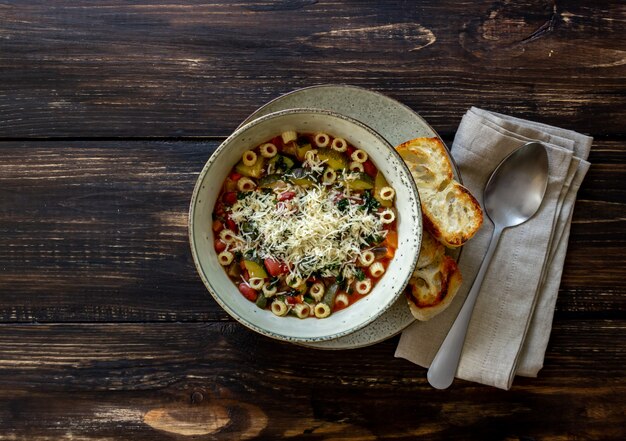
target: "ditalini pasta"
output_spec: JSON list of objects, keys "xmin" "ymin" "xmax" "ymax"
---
[{"xmin": 211, "ymin": 131, "xmax": 398, "ymax": 319}]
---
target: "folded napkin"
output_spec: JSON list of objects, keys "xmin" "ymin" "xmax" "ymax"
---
[{"xmin": 395, "ymin": 107, "xmax": 592, "ymax": 390}]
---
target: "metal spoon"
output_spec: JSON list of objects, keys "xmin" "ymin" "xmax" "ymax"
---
[{"xmin": 427, "ymin": 141, "xmax": 549, "ymax": 390}]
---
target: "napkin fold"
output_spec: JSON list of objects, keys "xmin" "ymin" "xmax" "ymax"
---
[{"xmin": 395, "ymin": 107, "xmax": 592, "ymax": 390}]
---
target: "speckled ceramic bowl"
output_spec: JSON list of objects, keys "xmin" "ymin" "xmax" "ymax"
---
[{"xmin": 189, "ymin": 108, "xmax": 422, "ymax": 342}]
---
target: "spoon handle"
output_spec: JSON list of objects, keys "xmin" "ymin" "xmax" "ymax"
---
[{"xmin": 427, "ymin": 225, "xmax": 504, "ymax": 389}]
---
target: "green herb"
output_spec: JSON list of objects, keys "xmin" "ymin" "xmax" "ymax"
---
[
  {"xmin": 361, "ymin": 190, "xmax": 380, "ymax": 212},
  {"xmin": 365, "ymin": 234, "xmax": 382, "ymax": 245},
  {"xmin": 337, "ymin": 198, "xmax": 349, "ymax": 212},
  {"xmin": 268, "ymin": 277, "xmax": 280, "ymax": 288},
  {"xmin": 355, "ymin": 268, "xmax": 366, "ymax": 281},
  {"xmin": 237, "ymin": 191, "xmax": 250, "ymax": 200},
  {"xmin": 303, "ymin": 295, "xmax": 315, "ymax": 304},
  {"xmin": 336, "ymin": 274, "xmax": 346, "ymax": 290}
]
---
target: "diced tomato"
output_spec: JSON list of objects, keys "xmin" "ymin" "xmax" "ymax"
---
[
  {"xmin": 278, "ymin": 191, "xmax": 296, "ymax": 201},
  {"xmin": 214, "ymin": 202, "xmax": 225, "ymax": 217},
  {"xmin": 223, "ymin": 192, "xmax": 237, "ymax": 205},
  {"xmin": 271, "ymin": 136, "xmax": 285, "ymax": 151},
  {"xmin": 363, "ymin": 160, "xmax": 377, "ymax": 178},
  {"xmin": 385, "ymin": 230, "xmax": 398, "ymax": 249},
  {"xmin": 226, "ymin": 217, "xmax": 237, "ymax": 232},
  {"xmin": 264, "ymin": 258, "xmax": 289, "ymax": 277},
  {"xmin": 229, "ymin": 172, "xmax": 242, "ymax": 182},
  {"xmin": 212, "ymin": 219, "xmax": 224, "ymax": 233},
  {"xmin": 238, "ymin": 283, "xmax": 257, "ymax": 301},
  {"xmin": 214, "ymin": 239, "xmax": 227, "ymax": 253},
  {"xmin": 285, "ymin": 296, "xmax": 299, "ymax": 305}
]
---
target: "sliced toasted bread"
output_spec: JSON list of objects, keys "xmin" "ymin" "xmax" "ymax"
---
[
  {"xmin": 396, "ymin": 137, "xmax": 483, "ymax": 248},
  {"xmin": 406, "ymin": 230, "xmax": 462, "ymax": 321}
]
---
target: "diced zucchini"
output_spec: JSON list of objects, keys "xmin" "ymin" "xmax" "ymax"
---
[
  {"xmin": 322, "ymin": 282, "xmax": 339, "ymax": 307},
  {"xmin": 255, "ymin": 294, "xmax": 267, "ymax": 309},
  {"xmin": 235, "ymin": 157, "xmax": 265, "ymax": 178},
  {"xmin": 374, "ymin": 171, "xmax": 393, "ymax": 207},
  {"xmin": 241, "ymin": 222, "xmax": 255, "ymax": 234},
  {"xmin": 243, "ymin": 260, "xmax": 268, "ymax": 279},
  {"xmin": 295, "ymin": 141, "xmax": 313, "ymax": 162},
  {"xmin": 288, "ymin": 168, "xmax": 315, "ymax": 187},
  {"xmin": 258, "ymin": 174, "xmax": 285, "ymax": 189},
  {"xmin": 344, "ymin": 172, "xmax": 374, "ymax": 190},
  {"xmin": 227, "ymin": 262, "xmax": 241, "ymax": 279},
  {"xmin": 317, "ymin": 150, "xmax": 349, "ymax": 170},
  {"xmin": 268, "ymin": 155, "xmax": 295, "ymax": 172}
]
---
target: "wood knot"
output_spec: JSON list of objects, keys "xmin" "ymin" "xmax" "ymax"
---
[{"xmin": 460, "ymin": 0, "xmax": 558, "ymax": 58}]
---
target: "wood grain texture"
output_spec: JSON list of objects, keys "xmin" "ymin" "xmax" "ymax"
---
[
  {"xmin": 0, "ymin": 322, "xmax": 624, "ymax": 440},
  {"xmin": 1, "ymin": 1, "xmax": 625, "ymax": 438},
  {"xmin": 0, "ymin": 0, "xmax": 624, "ymax": 138},
  {"xmin": 0, "ymin": 139, "xmax": 624, "ymax": 323}
]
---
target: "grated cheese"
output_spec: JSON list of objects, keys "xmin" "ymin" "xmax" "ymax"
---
[{"xmin": 228, "ymin": 184, "xmax": 387, "ymax": 281}]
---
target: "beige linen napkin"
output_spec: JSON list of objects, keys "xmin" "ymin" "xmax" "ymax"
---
[{"xmin": 395, "ymin": 107, "xmax": 592, "ymax": 389}]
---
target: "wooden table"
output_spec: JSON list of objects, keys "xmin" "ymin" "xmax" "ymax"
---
[{"xmin": 1, "ymin": 1, "xmax": 624, "ymax": 439}]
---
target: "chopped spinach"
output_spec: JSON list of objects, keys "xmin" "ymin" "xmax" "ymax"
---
[
  {"xmin": 361, "ymin": 190, "xmax": 380, "ymax": 212},
  {"xmin": 365, "ymin": 234, "xmax": 382, "ymax": 245},
  {"xmin": 355, "ymin": 268, "xmax": 366, "ymax": 281},
  {"xmin": 337, "ymin": 198, "xmax": 350, "ymax": 212}
]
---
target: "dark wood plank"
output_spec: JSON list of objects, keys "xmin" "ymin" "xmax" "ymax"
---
[
  {"xmin": 0, "ymin": 0, "xmax": 624, "ymax": 137},
  {"xmin": 0, "ymin": 140, "xmax": 624, "ymax": 322},
  {"xmin": 0, "ymin": 321, "xmax": 624, "ymax": 440}
]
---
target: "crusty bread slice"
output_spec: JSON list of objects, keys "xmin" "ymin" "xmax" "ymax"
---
[
  {"xmin": 396, "ymin": 137, "xmax": 483, "ymax": 247},
  {"xmin": 416, "ymin": 226, "xmax": 444, "ymax": 268},
  {"xmin": 406, "ymin": 230, "xmax": 462, "ymax": 321}
]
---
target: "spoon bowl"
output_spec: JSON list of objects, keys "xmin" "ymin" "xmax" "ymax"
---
[
  {"xmin": 427, "ymin": 141, "xmax": 549, "ymax": 390},
  {"xmin": 485, "ymin": 142, "xmax": 549, "ymax": 227}
]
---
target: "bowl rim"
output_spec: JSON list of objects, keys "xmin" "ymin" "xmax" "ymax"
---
[{"xmin": 188, "ymin": 107, "xmax": 422, "ymax": 342}]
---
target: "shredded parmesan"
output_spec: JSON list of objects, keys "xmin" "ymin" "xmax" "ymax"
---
[{"xmin": 229, "ymin": 184, "xmax": 386, "ymax": 281}]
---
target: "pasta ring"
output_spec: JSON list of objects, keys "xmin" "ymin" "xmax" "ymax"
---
[
  {"xmin": 237, "ymin": 177, "xmax": 256, "ymax": 192},
  {"xmin": 334, "ymin": 293, "xmax": 349, "ymax": 308},
  {"xmin": 281, "ymin": 131, "xmax": 297, "ymax": 144},
  {"xmin": 249, "ymin": 278, "xmax": 264, "ymax": 290},
  {"xmin": 369, "ymin": 262, "xmax": 385, "ymax": 278},
  {"xmin": 351, "ymin": 149, "xmax": 368, "ymax": 163},
  {"xmin": 358, "ymin": 250, "xmax": 375, "ymax": 267},
  {"xmin": 262, "ymin": 283, "xmax": 277, "ymax": 297},
  {"xmin": 242, "ymin": 150, "xmax": 257, "ymax": 166},
  {"xmin": 219, "ymin": 229, "xmax": 237, "ymax": 243},
  {"xmin": 314, "ymin": 303, "xmax": 331, "ymax": 318},
  {"xmin": 309, "ymin": 282, "xmax": 325, "ymax": 302},
  {"xmin": 380, "ymin": 186, "xmax": 395, "ymax": 201},
  {"xmin": 379, "ymin": 209, "xmax": 395, "ymax": 224},
  {"xmin": 349, "ymin": 161, "xmax": 364, "ymax": 173},
  {"xmin": 260, "ymin": 143, "xmax": 278, "ymax": 158},
  {"xmin": 314, "ymin": 133, "xmax": 330, "ymax": 148},
  {"xmin": 322, "ymin": 168, "xmax": 337, "ymax": 185},
  {"xmin": 355, "ymin": 278, "xmax": 372, "ymax": 294},
  {"xmin": 217, "ymin": 251, "xmax": 234, "ymax": 266},
  {"xmin": 293, "ymin": 303, "xmax": 310, "ymax": 319},
  {"xmin": 271, "ymin": 300, "xmax": 288, "ymax": 316},
  {"xmin": 286, "ymin": 274, "xmax": 304, "ymax": 289},
  {"xmin": 331, "ymin": 138, "xmax": 347, "ymax": 152}
]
